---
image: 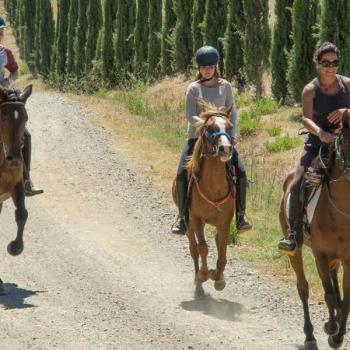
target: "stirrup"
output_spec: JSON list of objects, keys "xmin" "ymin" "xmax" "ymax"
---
[
  {"xmin": 24, "ymin": 180, "xmax": 44, "ymax": 196},
  {"xmin": 278, "ymin": 230, "xmax": 298, "ymax": 257}
]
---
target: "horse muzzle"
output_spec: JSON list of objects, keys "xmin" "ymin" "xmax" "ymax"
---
[{"xmin": 218, "ymin": 145, "xmax": 232, "ymax": 162}]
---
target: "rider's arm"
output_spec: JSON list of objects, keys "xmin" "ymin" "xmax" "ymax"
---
[
  {"xmin": 4, "ymin": 48, "xmax": 18, "ymax": 86},
  {"xmin": 185, "ymin": 84, "xmax": 200, "ymax": 126},
  {"xmin": 301, "ymin": 84, "xmax": 319, "ymax": 136},
  {"xmin": 225, "ymin": 83, "xmax": 237, "ymax": 139}
]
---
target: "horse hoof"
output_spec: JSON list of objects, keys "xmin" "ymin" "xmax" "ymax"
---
[
  {"xmin": 214, "ymin": 280, "xmax": 226, "ymax": 291},
  {"xmin": 304, "ymin": 340, "xmax": 318, "ymax": 350},
  {"xmin": 7, "ymin": 241, "xmax": 23, "ymax": 256},
  {"xmin": 328, "ymin": 335, "xmax": 344, "ymax": 349},
  {"xmin": 324, "ymin": 321, "xmax": 340, "ymax": 336}
]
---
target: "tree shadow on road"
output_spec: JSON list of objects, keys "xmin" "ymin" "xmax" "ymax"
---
[
  {"xmin": 0, "ymin": 283, "xmax": 45, "ymax": 310},
  {"xmin": 180, "ymin": 284, "xmax": 247, "ymax": 322}
]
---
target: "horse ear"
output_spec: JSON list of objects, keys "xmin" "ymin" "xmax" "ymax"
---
[
  {"xmin": 224, "ymin": 104, "xmax": 233, "ymax": 116},
  {"xmin": 20, "ymin": 85, "xmax": 33, "ymax": 103},
  {"xmin": 343, "ymin": 109, "xmax": 350, "ymax": 128}
]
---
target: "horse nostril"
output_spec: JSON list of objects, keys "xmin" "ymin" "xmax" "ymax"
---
[
  {"xmin": 5, "ymin": 155, "xmax": 13, "ymax": 162},
  {"xmin": 219, "ymin": 145, "xmax": 225, "ymax": 153}
]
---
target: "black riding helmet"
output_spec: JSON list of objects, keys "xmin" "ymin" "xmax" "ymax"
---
[
  {"xmin": 0, "ymin": 17, "xmax": 7, "ymax": 29},
  {"xmin": 195, "ymin": 46, "xmax": 219, "ymax": 66}
]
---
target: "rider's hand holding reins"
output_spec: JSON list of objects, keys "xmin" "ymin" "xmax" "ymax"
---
[{"xmin": 327, "ymin": 108, "xmax": 348, "ymax": 124}]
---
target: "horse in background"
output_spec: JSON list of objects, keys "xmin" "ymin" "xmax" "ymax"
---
[
  {"xmin": 174, "ymin": 102, "xmax": 236, "ymax": 292},
  {"xmin": 279, "ymin": 111, "xmax": 350, "ymax": 349},
  {"xmin": 0, "ymin": 85, "xmax": 32, "ymax": 292}
]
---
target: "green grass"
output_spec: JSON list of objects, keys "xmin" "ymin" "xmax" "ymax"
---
[
  {"xmin": 236, "ymin": 92, "xmax": 253, "ymax": 108},
  {"xmin": 251, "ymin": 97, "xmax": 279, "ymax": 116},
  {"xmin": 238, "ymin": 110, "xmax": 262, "ymax": 136},
  {"xmin": 265, "ymin": 135, "xmax": 301, "ymax": 152},
  {"xmin": 267, "ymin": 124, "xmax": 281, "ymax": 137},
  {"xmin": 19, "ymin": 62, "xmax": 29, "ymax": 75}
]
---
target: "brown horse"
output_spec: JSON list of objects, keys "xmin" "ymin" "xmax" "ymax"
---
[
  {"xmin": 280, "ymin": 111, "xmax": 350, "ymax": 349},
  {"xmin": 173, "ymin": 102, "xmax": 235, "ymax": 292},
  {"xmin": 0, "ymin": 85, "xmax": 32, "ymax": 293}
]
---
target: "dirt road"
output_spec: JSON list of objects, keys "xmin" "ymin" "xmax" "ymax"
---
[{"xmin": 0, "ymin": 92, "xmax": 340, "ymax": 349}]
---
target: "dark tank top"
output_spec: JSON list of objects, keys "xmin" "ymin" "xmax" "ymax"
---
[{"xmin": 305, "ymin": 75, "xmax": 350, "ymax": 149}]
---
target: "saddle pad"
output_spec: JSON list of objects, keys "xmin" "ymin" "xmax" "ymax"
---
[{"xmin": 286, "ymin": 185, "xmax": 322, "ymax": 225}]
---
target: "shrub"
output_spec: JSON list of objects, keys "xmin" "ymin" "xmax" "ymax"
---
[
  {"xmin": 267, "ymin": 124, "xmax": 281, "ymax": 137},
  {"xmin": 265, "ymin": 135, "xmax": 301, "ymax": 152}
]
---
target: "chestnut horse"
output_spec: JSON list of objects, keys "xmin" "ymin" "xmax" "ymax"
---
[
  {"xmin": 173, "ymin": 102, "xmax": 235, "ymax": 292},
  {"xmin": 0, "ymin": 85, "xmax": 32, "ymax": 293},
  {"xmin": 280, "ymin": 111, "xmax": 350, "ymax": 349}
]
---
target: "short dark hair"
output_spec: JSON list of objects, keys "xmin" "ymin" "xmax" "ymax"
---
[{"xmin": 314, "ymin": 42, "xmax": 340, "ymax": 62}]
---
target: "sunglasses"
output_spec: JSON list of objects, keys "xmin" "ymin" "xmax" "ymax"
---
[{"xmin": 319, "ymin": 59, "xmax": 339, "ymax": 68}]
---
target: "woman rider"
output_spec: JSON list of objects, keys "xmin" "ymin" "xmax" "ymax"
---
[
  {"xmin": 172, "ymin": 45, "xmax": 252, "ymax": 235},
  {"xmin": 278, "ymin": 42, "xmax": 350, "ymax": 255},
  {"xmin": 0, "ymin": 17, "xmax": 43, "ymax": 196}
]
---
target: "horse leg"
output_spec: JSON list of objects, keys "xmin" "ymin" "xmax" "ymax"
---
[
  {"xmin": 315, "ymin": 255, "xmax": 339, "ymax": 337},
  {"xmin": 328, "ymin": 263, "xmax": 350, "ymax": 348},
  {"xmin": 208, "ymin": 226, "xmax": 229, "ymax": 291},
  {"xmin": 289, "ymin": 251, "xmax": 318, "ymax": 350},
  {"xmin": 330, "ymin": 265, "xmax": 342, "ymax": 321},
  {"xmin": 192, "ymin": 217, "xmax": 208, "ymax": 282},
  {"xmin": 8, "ymin": 183, "xmax": 27, "ymax": 256}
]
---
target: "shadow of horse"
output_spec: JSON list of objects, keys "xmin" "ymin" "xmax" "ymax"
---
[
  {"xmin": 180, "ymin": 285, "xmax": 247, "ymax": 322},
  {"xmin": 0, "ymin": 283, "xmax": 45, "ymax": 310}
]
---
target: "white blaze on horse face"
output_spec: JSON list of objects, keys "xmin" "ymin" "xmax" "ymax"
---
[
  {"xmin": 215, "ymin": 116, "xmax": 231, "ymax": 147},
  {"xmin": 14, "ymin": 110, "xmax": 19, "ymax": 121}
]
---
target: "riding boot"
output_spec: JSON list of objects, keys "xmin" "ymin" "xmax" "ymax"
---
[
  {"xmin": 278, "ymin": 186, "xmax": 303, "ymax": 256},
  {"xmin": 171, "ymin": 177, "xmax": 188, "ymax": 235},
  {"xmin": 236, "ymin": 176, "xmax": 252, "ymax": 233},
  {"xmin": 22, "ymin": 131, "xmax": 43, "ymax": 196}
]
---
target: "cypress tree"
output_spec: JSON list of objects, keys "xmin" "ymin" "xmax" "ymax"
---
[
  {"xmin": 74, "ymin": 0, "xmax": 88, "ymax": 77},
  {"xmin": 21, "ymin": 0, "xmax": 36, "ymax": 73},
  {"xmin": 223, "ymin": 0, "xmax": 245, "ymax": 89},
  {"xmin": 320, "ymin": 0, "xmax": 350, "ymax": 76},
  {"xmin": 160, "ymin": 0, "xmax": 176, "ymax": 75},
  {"xmin": 242, "ymin": 0, "xmax": 270, "ymax": 98},
  {"xmin": 85, "ymin": 0, "xmax": 102, "ymax": 73},
  {"xmin": 147, "ymin": 0, "xmax": 162, "ymax": 79},
  {"xmin": 55, "ymin": 0, "xmax": 70, "ymax": 76},
  {"xmin": 173, "ymin": 0, "xmax": 193, "ymax": 72},
  {"xmin": 271, "ymin": 0, "xmax": 293, "ymax": 102},
  {"xmin": 203, "ymin": 0, "xmax": 227, "ymax": 72},
  {"xmin": 287, "ymin": 0, "xmax": 318, "ymax": 102},
  {"xmin": 34, "ymin": 0, "xmax": 41, "ymax": 73},
  {"xmin": 192, "ymin": 0, "xmax": 205, "ymax": 53},
  {"xmin": 134, "ymin": 0, "xmax": 149, "ymax": 76},
  {"xmin": 16, "ymin": 0, "xmax": 25, "ymax": 58},
  {"xmin": 66, "ymin": 0, "xmax": 78, "ymax": 75},
  {"xmin": 101, "ymin": 0, "xmax": 115, "ymax": 85},
  {"xmin": 39, "ymin": 0, "xmax": 54, "ymax": 78}
]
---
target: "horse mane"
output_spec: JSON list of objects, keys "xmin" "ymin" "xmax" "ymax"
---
[{"xmin": 186, "ymin": 101, "xmax": 229, "ymax": 174}]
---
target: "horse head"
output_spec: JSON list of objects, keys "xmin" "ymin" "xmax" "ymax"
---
[
  {"xmin": 197, "ymin": 101, "xmax": 233, "ymax": 160},
  {"xmin": 0, "ymin": 85, "xmax": 32, "ymax": 169}
]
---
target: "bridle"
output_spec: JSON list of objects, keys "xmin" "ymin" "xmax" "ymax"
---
[{"xmin": 201, "ymin": 114, "xmax": 232, "ymax": 157}]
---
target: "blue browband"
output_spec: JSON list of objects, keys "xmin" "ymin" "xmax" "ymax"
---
[{"xmin": 205, "ymin": 129, "xmax": 231, "ymax": 144}]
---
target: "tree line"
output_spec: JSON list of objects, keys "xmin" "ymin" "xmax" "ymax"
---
[{"xmin": 3, "ymin": 0, "xmax": 350, "ymax": 102}]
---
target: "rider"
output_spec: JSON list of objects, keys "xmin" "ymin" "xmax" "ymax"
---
[
  {"xmin": 172, "ymin": 45, "xmax": 252, "ymax": 235},
  {"xmin": 0, "ymin": 17, "xmax": 43, "ymax": 196},
  {"xmin": 278, "ymin": 42, "xmax": 350, "ymax": 255}
]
